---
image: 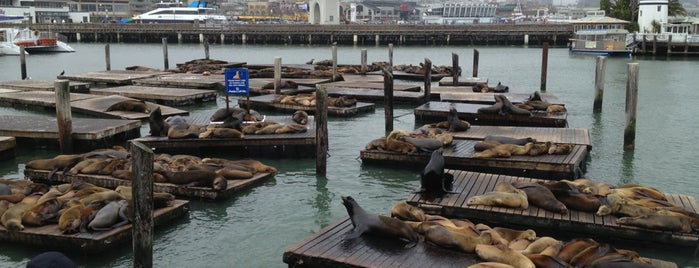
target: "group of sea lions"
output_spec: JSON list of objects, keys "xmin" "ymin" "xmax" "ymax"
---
[
  {"xmin": 271, "ymin": 92, "xmax": 358, "ymax": 108},
  {"xmin": 0, "ymin": 179, "xmax": 174, "ymax": 233},
  {"xmin": 476, "ymin": 92, "xmax": 567, "ymax": 116},
  {"xmin": 364, "ymin": 129, "xmax": 454, "ymax": 154},
  {"xmin": 148, "ymin": 107, "xmax": 309, "ymax": 140},
  {"xmin": 342, "ymin": 197, "xmax": 657, "ymax": 267},
  {"xmin": 473, "ymin": 82, "xmax": 509, "ymax": 93},
  {"xmin": 472, "ymin": 135, "xmax": 574, "ymax": 158}
]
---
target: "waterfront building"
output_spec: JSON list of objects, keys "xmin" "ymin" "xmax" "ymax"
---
[{"xmin": 421, "ymin": 2, "xmax": 497, "ymax": 24}]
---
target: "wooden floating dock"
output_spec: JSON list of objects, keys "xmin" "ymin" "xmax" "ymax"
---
[
  {"xmin": 438, "ymin": 77, "xmax": 488, "ymax": 86},
  {"xmin": 239, "ymin": 94, "xmax": 375, "ymax": 117},
  {"xmin": 0, "ymin": 80, "xmax": 91, "ymax": 93},
  {"xmin": 0, "ymin": 91, "xmax": 187, "ymax": 120},
  {"xmin": 368, "ymin": 70, "xmax": 452, "ymax": 81},
  {"xmin": 249, "ymin": 77, "xmax": 332, "ymax": 88},
  {"xmin": 133, "ymin": 73, "xmax": 225, "ymax": 90},
  {"xmin": 0, "ymin": 115, "xmax": 140, "ymax": 149},
  {"xmin": 360, "ymin": 139, "xmax": 588, "ymax": 179},
  {"xmin": 25, "ymin": 169, "xmax": 274, "ymax": 200},
  {"xmin": 283, "ymin": 216, "xmax": 677, "ymax": 268},
  {"xmin": 422, "ymin": 125, "xmax": 591, "ymax": 150},
  {"xmin": 58, "ymin": 70, "xmax": 171, "ymax": 85},
  {"xmin": 248, "ymin": 79, "xmax": 316, "ymax": 95},
  {"xmin": 132, "ymin": 115, "xmax": 316, "ymax": 157},
  {"xmin": 438, "ymin": 92, "xmax": 562, "ymax": 105},
  {"xmin": 0, "ymin": 136, "xmax": 16, "ymax": 160},
  {"xmin": 407, "ymin": 169, "xmax": 699, "ymax": 248},
  {"xmin": 340, "ymin": 74, "xmax": 385, "ymax": 83},
  {"xmin": 0, "ymin": 199, "xmax": 188, "ymax": 253},
  {"xmin": 319, "ymin": 80, "xmax": 421, "ymax": 92},
  {"xmin": 89, "ymin": 85, "xmax": 217, "ymax": 106},
  {"xmin": 324, "ymin": 88, "xmax": 426, "ymax": 104},
  {"xmin": 414, "ymin": 101, "xmax": 567, "ymax": 127}
]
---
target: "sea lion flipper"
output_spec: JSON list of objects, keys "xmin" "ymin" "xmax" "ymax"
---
[
  {"xmin": 403, "ymin": 241, "xmax": 417, "ymax": 249},
  {"xmin": 344, "ymin": 227, "xmax": 365, "ymax": 240}
]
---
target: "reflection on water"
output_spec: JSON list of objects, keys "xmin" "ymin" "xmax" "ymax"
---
[{"xmin": 620, "ymin": 150, "xmax": 636, "ymax": 184}]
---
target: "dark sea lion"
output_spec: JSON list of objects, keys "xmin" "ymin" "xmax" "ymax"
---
[
  {"xmin": 511, "ymin": 181, "xmax": 568, "ymax": 214},
  {"xmin": 556, "ymin": 238, "xmax": 599, "ymax": 263},
  {"xmin": 524, "ymin": 254, "xmax": 570, "ymax": 268},
  {"xmin": 424, "ymin": 225, "xmax": 493, "ymax": 253},
  {"xmin": 541, "ymin": 181, "xmax": 601, "ymax": 212},
  {"xmin": 497, "ymin": 94, "xmax": 532, "ymax": 116},
  {"xmin": 569, "ymin": 243, "xmax": 616, "ymax": 267},
  {"xmin": 341, "ymin": 196, "xmax": 419, "ymax": 248},
  {"xmin": 484, "ymin": 135, "xmax": 535, "ymax": 145},
  {"xmin": 494, "ymin": 82, "xmax": 509, "ymax": 93},
  {"xmin": 214, "ymin": 114, "xmax": 243, "ymax": 130},
  {"xmin": 475, "ymin": 243, "xmax": 536, "ymax": 268},
  {"xmin": 254, "ymin": 123, "xmax": 284, "ymax": 134},
  {"xmin": 148, "ymin": 107, "xmax": 169, "ymax": 137},
  {"xmin": 105, "ymin": 99, "xmax": 150, "ymax": 113},
  {"xmin": 292, "ymin": 110, "xmax": 308, "ymax": 125},
  {"xmin": 477, "ymin": 97, "xmax": 504, "ymax": 114},
  {"xmin": 414, "ymin": 148, "xmax": 456, "ymax": 198},
  {"xmin": 400, "ymin": 136, "xmax": 443, "ymax": 153},
  {"xmin": 26, "ymin": 251, "xmax": 78, "ymax": 268},
  {"xmin": 446, "ymin": 107, "xmax": 471, "ymax": 132},
  {"xmin": 616, "ymin": 214, "xmax": 694, "ymax": 233}
]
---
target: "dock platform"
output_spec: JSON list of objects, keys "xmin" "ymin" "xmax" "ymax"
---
[
  {"xmin": 421, "ymin": 125, "xmax": 591, "ymax": 150},
  {"xmin": 25, "ymin": 169, "xmax": 274, "ymax": 200},
  {"xmin": 325, "ymin": 88, "xmax": 426, "ymax": 104},
  {"xmin": 0, "ymin": 80, "xmax": 91, "ymax": 93},
  {"xmin": 438, "ymin": 77, "xmax": 488, "ymax": 86},
  {"xmin": 407, "ymin": 169, "xmax": 699, "ymax": 248},
  {"xmin": 414, "ymin": 101, "xmax": 567, "ymax": 127},
  {"xmin": 132, "ymin": 73, "xmax": 225, "ymax": 90},
  {"xmin": 438, "ymin": 92, "xmax": 562, "ymax": 105},
  {"xmin": 0, "ymin": 199, "xmax": 188, "ymax": 253},
  {"xmin": 132, "ymin": 115, "xmax": 316, "ymax": 157},
  {"xmin": 239, "ymin": 94, "xmax": 375, "ymax": 117},
  {"xmin": 0, "ymin": 136, "xmax": 16, "ymax": 160},
  {"xmin": 248, "ymin": 79, "xmax": 316, "ymax": 95},
  {"xmin": 0, "ymin": 115, "xmax": 140, "ymax": 149},
  {"xmin": 283, "ymin": 216, "xmax": 678, "ymax": 268},
  {"xmin": 360, "ymin": 139, "xmax": 588, "ymax": 179},
  {"xmin": 58, "ymin": 70, "xmax": 171, "ymax": 85},
  {"xmin": 89, "ymin": 85, "xmax": 217, "ymax": 106},
  {"xmin": 319, "ymin": 80, "xmax": 422, "ymax": 92}
]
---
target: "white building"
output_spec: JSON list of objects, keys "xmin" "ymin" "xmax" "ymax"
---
[{"xmin": 637, "ymin": 0, "xmax": 668, "ymax": 33}]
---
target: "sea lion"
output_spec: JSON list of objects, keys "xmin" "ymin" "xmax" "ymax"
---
[
  {"xmin": 475, "ymin": 243, "xmax": 536, "ymax": 268},
  {"xmin": 198, "ymin": 127, "xmax": 244, "ymax": 139},
  {"xmin": 216, "ymin": 167, "xmax": 253, "ymax": 180},
  {"xmin": 105, "ymin": 99, "xmax": 150, "ymax": 113},
  {"xmin": 523, "ymin": 254, "xmax": 571, "ymax": 268},
  {"xmin": 484, "ymin": 135, "xmax": 535, "ymax": 145},
  {"xmin": 414, "ymin": 148, "xmax": 456, "ymax": 198},
  {"xmin": 467, "ymin": 190, "xmax": 529, "ymax": 210},
  {"xmin": 365, "ymin": 137, "xmax": 387, "ymax": 151},
  {"xmin": 88, "ymin": 200, "xmax": 130, "ymax": 231},
  {"xmin": 274, "ymin": 123, "xmax": 308, "ymax": 134},
  {"xmin": 57, "ymin": 199, "xmax": 85, "ymax": 233},
  {"xmin": 390, "ymin": 201, "xmax": 426, "ymax": 222},
  {"xmin": 492, "ymin": 227, "xmax": 536, "ymax": 242},
  {"xmin": 400, "ymin": 136, "xmax": 443, "ymax": 153},
  {"xmin": 616, "ymin": 214, "xmax": 694, "ymax": 233},
  {"xmin": 254, "ymin": 123, "xmax": 284, "ymax": 134},
  {"xmin": 163, "ymin": 169, "xmax": 224, "ymax": 190},
  {"xmin": 494, "ymin": 82, "xmax": 509, "ymax": 93},
  {"xmin": 467, "ymin": 262, "xmax": 515, "ymax": 268},
  {"xmin": 79, "ymin": 190, "xmax": 124, "ymax": 206},
  {"xmin": 446, "ymin": 107, "xmax": 471, "ymax": 132},
  {"xmin": 541, "ymin": 181, "xmax": 601, "ymax": 212},
  {"xmin": 26, "ymin": 154, "xmax": 85, "ymax": 179},
  {"xmin": 226, "ymin": 159, "xmax": 277, "ymax": 173},
  {"xmin": 476, "ymin": 97, "xmax": 504, "ymax": 114},
  {"xmin": 114, "ymin": 186, "xmax": 175, "ymax": 209},
  {"xmin": 341, "ymin": 196, "xmax": 419, "ymax": 248},
  {"xmin": 546, "ymin": 104, "xmax": 567, "ymax": 114},
  {"xmin": 472, "ymin": 143, "xmax": 534, "ymax": 158},
  {"xmin": 292, "ymin": 110, "xmax": 309, "ymax": 125},
  {"xmin": 556, "ymin": 238, "xmax": 599, "ymax": 263},
  {"xmin": 520, "ymin": 236, "xmax": 562, "ymax": 255},
  {"xmin": 1, "ymin": 193, "xmax": 41, "ymax": 231},
  {"xmin": 511, "ymin": 181, "xmax": 568, "ymax": 214},
  {"xmin": 424, "ymin": 224, "xmax": 493, "ymax": 253},
  {"xmin": 22, "ymin": 194, "xmax": 64, "ymax": 226},
  {"xmin": 148, "ymin": 107, "xmax": 169, "ymax": 137},
  {"xmin": 497, "ymin": 94, "xmax": 532, "ymax": 116},
  {"xmin": 26, "ymin": 251, "xmax": 78, "ymax": 268},
  {"xmin": 213, "ymin": 113, "xmax": 244, "ymax": 130}
]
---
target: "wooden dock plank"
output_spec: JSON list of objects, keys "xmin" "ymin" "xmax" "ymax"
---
[
  {"xmin": 57, "ymin": 70, "xmax": 171, "ymax": 85},
  {"xmin": 407, "ymin": 170, "xmax": 699, "ymax": 248},
  {"xmin": 437, "ymin": 77, "xmax": 488, "ymax": 86},
  {"xmin": 0, "ymin": 199, "xmax": 188, "ymax": 253},
  {"xmin": 340, "ymin": 74, "xmax": 384, "ymax": 83},
  {"xmin": 439, "ymin": 92, "xmax": 562, "ymax": 105},
  {"xmin": 324, "ymin": 88, "xmax": 426, "ymax": 104},
  {"xmin": 0, "ymin": 115, "xmax": 140, "ymax": 141},
  {"xmin": 246, "ymin": 79, "xmax": 316, "ymax": 95},
  {"xmin": 361, "ymin": 139, "xmax": 586, "ymax": 180},
  {"xmin": 319, "ymin": 80, "xmax": 421, "ymax": 92},
  {"xmin": 89, "ymin": 85, "xmax": 217, "ymax": 106},
  {"xmin": 0, "ymin": 91, "xmax": 97, "ymax": 109},
  {"xmin": 0, "ymin": 80, "xmax": 91, "ymax": 93},
  {"xmin": 70, "ymin": 94, "xmax": 189, "ymax": 120},
  {"xmin": 132, "ymin": 73, "xmax": 225, "ymax": 89},
  {"xmin": 414, "ymin": 101, "xmax": 567, "ymax": 127},
  {"xmin": 419, "ymin": 125, "xmax": 591, "ymax": 149},
  {"xmin": 24, "ymin": 169, "xmax": 274, "ymax": 200},
  {"xmin": 238, "ymin": 94, "xmax": 375, "ymax": 117}
]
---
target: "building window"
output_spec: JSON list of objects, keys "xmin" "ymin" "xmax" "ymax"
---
[{"xmin": 657, "ymin": 5, "xmax": 661, "ymax": 12}]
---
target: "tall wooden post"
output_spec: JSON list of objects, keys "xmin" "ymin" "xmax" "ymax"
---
[
  {"xmin": 593, "ymin": 56, "xmax": 607, "ymax": 113},
  {"xmin": 274, "ymin": 57, "xmax": 282, "ymax": 94},
  {"xmin": 423, "ymin": 58, "xmax": 432, "ymax": 101},
  {"xmin": 624, "ymin": 63, "xmax": 639, "ymax": 151},
  {"xmin": 130, "ymin": 141, "xmax": 154, "ymax": 268},
  {"xmin": 360, "ymin": 49, "xmax": 367, "ymax": 75},
  {"xmin": 55, "ymin": 80, "xmax": 72, "ymax": 154},
  {"xmin": 451, "ymin": 52, "xmax": 459, "ymax": 85},
  {"xmin": 162, "ymin": 37, "xmax": 169, "ymax": 71},
  {"xmin": 382, "ymin": 67, "xmax": 394, "ymax": 135},
  {"xmin": 105, "ymin": 44, "xmax": 111, "ymax": 71},
  {"xmin": 204, "ymin": 40, "xmax": 210, "ymax": 60},
  {"xmin": 472, "ymin": 49, "xmax": 479, "ymax": 77},
  {"xmin": 540, "ymin": 42, "xmax": 549, "ymax": 92},
  {"xmin": 20, "ymin": 46, "xmax": 27, "ymax": 80},
  {"xmin": 332, "ymin": 43, "xmax": 338, "ymax": 82},
  {"xmin": 388, "ymin": 43, "xmax": 394, "ymax": 69},
  {"xmin": 315, "ymin": 86, "xmax": 328, "ymax": 176}
]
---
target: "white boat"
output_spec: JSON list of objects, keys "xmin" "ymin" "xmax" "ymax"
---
[
  {"xmin": 133, "ymin": 7, "xmax": 228, "ymax": 23},
  {"xmin": 569, "ymin": 15, "xmax": 632, "ymax": 57},
  {"xmin": 0, "ymin": 28, "xmax": 75, "ymax": 55}
]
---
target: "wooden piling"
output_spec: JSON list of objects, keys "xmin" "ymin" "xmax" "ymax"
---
[
  {"xmin": 451, "ymin": 53, "xmax": 459, "ymax": 85},
  {"xmin": 423, "ymin": 58, "xmax": 432, "ymax": 101},
  {"xmin": 360, "ymin": 49, "xmax": 367, "ymax": 75},
  {"xmin": 388, "ymin": 43, "xmax": 394, "ymax": 69},
  {"xmin": 54, "ymin": 80, "xmax": 72, "ymax": 154},
  {"xmin": 105, "ymin": 44, "xmax": 111, "ymax": 71},
  {"xmin": 130, "ymin": 141, "xmax": 154, "ymax": 268},
  {"xmin": 332, "ymin": 43, "xmax": 338, "ymax": 82},
  {"xmin": 382, "ymin": 67, "xmax": 394, "ymax": 135},
  {"xmin": 274, "ymin": 57, "xmax": 282, "ymax": 94},
  {"xmin": 540, "ymin": 42, "xmax": 549, "ymax": 92},
  {"xmin": 624, "ymin": 63, "xmax": 639, "ymax": 151},
  {"xmin": 204, "ymin": 40, "xmax": 210, "ymax": 60},
  {"xmin": 315, "ymin": 86, "xmax": 328, "ymax": 176},
  {"xmin": 593, "ymin": 56, "xmax": 606, "ymax": 113},
  {"xmin": 472, "ymin": 49, "xmax": 479, "ymax": 77},
  {"xmin": 20, "ymin": 46, "xmax": 27, "ymax": 80},
  {"xmin": 162, "ymin": 37, "xmax": 169, "ymax": 71}
]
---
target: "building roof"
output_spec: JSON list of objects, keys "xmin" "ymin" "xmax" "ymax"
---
[{"xmin": 571, "ymin": 16, "xmax": 630, "ymax": 24}]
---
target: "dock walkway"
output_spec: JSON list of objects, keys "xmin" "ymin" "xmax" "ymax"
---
[
  {"xmin": 57, "ymin": 70, "xmax": 171, "ymax": 85},
  {"xmin": 133, "ymin": 73, "xmax": 225, "ymax": 90},
  {"xmin": 89, "ymin": 85, "xmax": 217, "ymax": 106},
  {"xmin": 438, "ymin": 92, "xmax": 562, "ymax": 105},
  {"xmin": 414, "ymin": 101, "xmax": 567, "ymax": 127},
  {"xmin": 407, "ymin": 170, "xmax": 699, "ymax": 247},
  {"xmin": 360, "ymin": 139, "xmax": 588, "ymax": 179},
  {"xmin": 239, "ymin": 94, "xmax": 375, "ymax": 117},
  {"xmin": 0, "ymin": 80, "xmax": 91, "ymax": 93},
  {"xmin": 421, "ymin": 125, "xmax": 591, "ymax": 150}
]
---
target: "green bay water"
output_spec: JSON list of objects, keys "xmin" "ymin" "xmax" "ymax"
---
[{"xmin": 0, "ymin": 43, "xmax": 698, "ymax": 267}]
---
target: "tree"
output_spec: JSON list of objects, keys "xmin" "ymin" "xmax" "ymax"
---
[{"xmin": 669, "ymin": 0, "xmax": 687, "ymax": 16}]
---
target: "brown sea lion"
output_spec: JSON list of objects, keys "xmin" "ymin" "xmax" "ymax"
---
[
  {"xmin": 511, "ymin": 181, "xmax": 568, "ymax": 214},
  {"xmin": 163, "ymin": 169, "xmax": 221, "ymax": 188},
  {"xmin": 424, "ymin": 224, "xmax": 493, "ymax": 253},
  {"xmin": 254, "ymin": 123, "xmax": 284, "ymax": 134},
  {"xmin": 541, "ymin": 181, "xmax": 601, "ymax": 212},
  {"xmin": 472, "ymin": 143, "xmax": 534, "ymax": 158},
  {"xmin": 467, "ymin": 262, "xmax": 515, "ymax": 268},
  {"xmin": 390, "ymin": 201, "xmax": 426, "ymax": 222},
  {"xmin": 546, "ymin": 104, "xmax": 567, "ymax": 114},
  {"xmin": 365, "ymin": 137, "xmax": 387, "ymax": 151},
  {"xmin": 341, "ymin": 196, "xmax": 419, "ymax": 248},
  {"xmin": 198, "ymin": 127, "xmax": 244, "ymax": 139},
  {"xmin": 2, "ymin": 193, "xmax": 41, "ymax": 231},
  {"xmin": 492, "ymin": 227, "xmax": 536, "ymax": 242},
  {"xmin": 114, "ymin": 186, "xmax": 175, "ymax": 208},
  {"xmin": 26, "ymin": 154, "xmax": 85, "ymax": 179},
  {"xmin": 79, "ymin": 190, "xmax": 124, "ymax": 206},
  {"xmin": 227, "ymin": 159, "xmax": 277, "ymax": 174},
  {"xmin": 57, "ymin": 199, "xmax": 85, "ymax": 233},
  {"xmin": 520, "ymin": 236, "xmax": 562, "ymax": 255},
  {"xmin": 105, "ymin": 99, "xmax": 150, "ymax": 113},
  {"xmin": 616, "ymin": 214, "xmax": 694, "ymax": 233},
  {"xmin": 292, "ymin": 110, "xmax": 308, "ymax": 125},
  {"xmin": 446, "ymin": 107, "xmax": 471, "ymax": 132},
  {"xmin": 569, "ymin": 243, "xmax": 616, "ymax": 267},
  {"xmin": 556, "ymin": 238, "xmax": 599, "ymax": 263},
  {"xmin": 216, "ymin": 168, "xmax": 253, "ymax": 180},
  {"xmin": 22, "ymin": 194, "xmax": 64, "ymax": 226},
  {"xmin": 610, "ymin": 185, "xmax": 668, "ymax": 201},
  {"xmin": 475, "ymin": 243, "xmax": 536, "ymax": 268},
  {"xmin": 484, "ymin": 135, "xmax": 535, "ymax": 145},
  {"xmin": 467, "ymin": 190, "xmax": 529, "ymax": 209}
]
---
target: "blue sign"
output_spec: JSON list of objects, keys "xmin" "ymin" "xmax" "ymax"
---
[{"xmin": 225, "ymin": 68, "xmax": 249, "ymax": 95}]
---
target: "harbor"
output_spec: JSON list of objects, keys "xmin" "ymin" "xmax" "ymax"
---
[{"xmin": 0, "ymin": 43, "xmax": 697, "ymax": 267}]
